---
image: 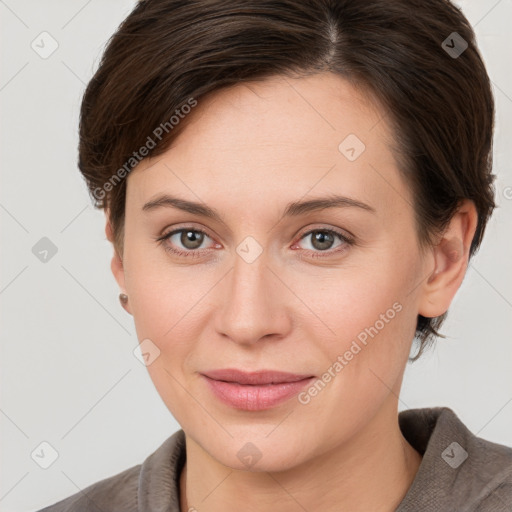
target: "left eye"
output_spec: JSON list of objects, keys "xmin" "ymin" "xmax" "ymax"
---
[{"xmin": 294, "ymin": 229, "xmax": 352, "ymax": 252}]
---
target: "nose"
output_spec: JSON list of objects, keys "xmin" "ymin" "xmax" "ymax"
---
[{"xmin": 214, "ymin": 251, "xmax": 292, "ymax": 346}]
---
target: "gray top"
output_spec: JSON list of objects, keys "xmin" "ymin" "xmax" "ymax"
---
[{"xmin": 36, "ymin": 407, "xmax": 512, "ymax": 511}]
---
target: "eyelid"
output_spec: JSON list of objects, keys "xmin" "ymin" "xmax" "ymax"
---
[
  {"xmin": 159, "ymin": 222, "xmax": 216, "ymax": 242},
  {"xmin": 294, "ymin": 224, "xmax": 355, "ymax": 242}
]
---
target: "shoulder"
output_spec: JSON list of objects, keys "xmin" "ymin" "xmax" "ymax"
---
[
  {"xmin": 35, "ymin": 429, "xmax": 186, "ymax": 512},
  {"xmin": 398, "ymin": 407, "xmax": 512, "ymax": 511},
  {"xmin": 460, "ymin": 420, "xmax": 512, "ymax": 510},
  {"xmin": 34, "ymin": 463, "xmax": 140, "ymax": 512}
]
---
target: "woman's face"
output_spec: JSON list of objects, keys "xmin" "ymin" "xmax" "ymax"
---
[{"xmin": 115, "ymin": 72, "xmax": 435, "ymax": 471}]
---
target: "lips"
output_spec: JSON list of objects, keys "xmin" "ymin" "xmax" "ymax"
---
[
  {"xmin": 201, "ymin": 370, "xmax": 316, "ymax": 411},
  {"xmin": 201, "ymin": 368, "xmax": 314, "ymax": 385}
]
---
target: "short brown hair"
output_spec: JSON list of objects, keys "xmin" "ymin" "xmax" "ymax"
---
[{"xmin": 78, "ymin": 0, "xmax": 496, "ymax": 358}]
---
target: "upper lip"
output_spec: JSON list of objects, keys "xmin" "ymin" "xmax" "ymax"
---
[{"xmin": 201, "ymin": 369, "xmax": 314, "ymax": 385}]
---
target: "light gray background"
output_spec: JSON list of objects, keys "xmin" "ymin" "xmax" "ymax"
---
[{"xmin": 1, "ymin": 1, "xmax": 511, "ymax": 510}]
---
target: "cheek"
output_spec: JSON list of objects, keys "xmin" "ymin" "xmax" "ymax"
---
[
  {"xmin": 302, "ymin": 249, "xmax": 418, "ymax": 378},
  {"xmin": 127, "ymin": 268, "xmax": 206, "ymax": 346}
]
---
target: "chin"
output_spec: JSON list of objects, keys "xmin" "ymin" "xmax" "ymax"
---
[{"xmin": 193, "ymin": 429, "xmax": 312, "ymax": 473}]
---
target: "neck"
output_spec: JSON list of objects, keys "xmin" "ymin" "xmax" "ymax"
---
[{"xmin": 179, "ymin": 404, "xmax": 422, "ymax": 512}]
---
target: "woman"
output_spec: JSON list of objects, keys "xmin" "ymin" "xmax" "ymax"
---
[{"xmin": 38, "ymin": 0, "xmax": 512, "ymax": 510}]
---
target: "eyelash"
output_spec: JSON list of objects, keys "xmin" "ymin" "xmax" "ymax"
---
[{"xmin": 155, "ymin": 226, "xmax": 355, "ymax": 260}]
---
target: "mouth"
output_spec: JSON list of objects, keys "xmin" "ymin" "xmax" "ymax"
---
[{"xmin": 200, "ymin": 369, "xmax": 315, "ymax": 411}]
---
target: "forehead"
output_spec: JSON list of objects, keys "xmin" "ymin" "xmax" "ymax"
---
[{"xmin": 127, "ymin": 72, "xmax": 410, "ymax": 218}]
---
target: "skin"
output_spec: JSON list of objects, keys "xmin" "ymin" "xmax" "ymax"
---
[{"xmin": 106, "ymin": 72, "xmax": 477, "ymax": 511}]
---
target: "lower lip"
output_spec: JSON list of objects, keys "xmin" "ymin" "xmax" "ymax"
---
[{"xmin": 201, "ymin": 375, "xmax": 315, "ymax": 411}]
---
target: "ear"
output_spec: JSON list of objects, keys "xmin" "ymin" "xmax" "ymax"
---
[
  {"xmin": 418, "ymin": 199, "xmax": 478, "ymax": 319},
  {"xmin": 105, "ymin": 210, "xmax": 132, "ymax": 315}
]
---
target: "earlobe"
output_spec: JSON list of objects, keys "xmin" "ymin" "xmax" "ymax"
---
[{"xmin": 418, "ymin": 199, "xmax": 478, "ymax": 319}]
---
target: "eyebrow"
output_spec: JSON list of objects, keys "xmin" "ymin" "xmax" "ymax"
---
[{"xmin": 142, "ymin": 193, "xmax": 376, "ymax": 221}]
